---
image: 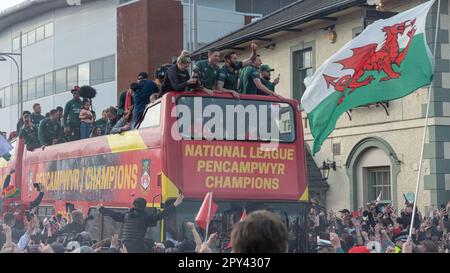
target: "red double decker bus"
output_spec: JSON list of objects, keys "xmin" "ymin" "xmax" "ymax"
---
[{"xmin": 0, "ymin": 91, "xmax": 312, "ymax": 252}]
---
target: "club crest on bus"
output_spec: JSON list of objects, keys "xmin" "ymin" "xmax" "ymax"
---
[
  {"xmin": 140, "ymin": 159, "xmax": 151, "ymax": 193},
  {"xmin": 323, "ymin": 18, "xmax": 417, "ymax": 105}
]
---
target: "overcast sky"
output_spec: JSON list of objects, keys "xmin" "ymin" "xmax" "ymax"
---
[{"xmin": 0, "ymin": 0, "xmax": 26, "ymax": 12}]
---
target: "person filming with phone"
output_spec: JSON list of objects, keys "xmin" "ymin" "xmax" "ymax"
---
[{"xmin": 97, "ymin": 194, "xmax": 184, "ymax": 253}]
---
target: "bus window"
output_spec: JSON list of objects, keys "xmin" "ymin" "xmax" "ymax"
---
[
  {"xmin": 176, "ymin": 97, "xmax": 296, "ymax": 142},
  {"xmin": 139, "ymin": 103, "xmax": 161, "ymax": 129}
]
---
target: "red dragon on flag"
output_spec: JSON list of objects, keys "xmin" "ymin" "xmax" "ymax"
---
[{"xmin": 323, "ymin": 19, "xmax": 417, "ymax": 105}]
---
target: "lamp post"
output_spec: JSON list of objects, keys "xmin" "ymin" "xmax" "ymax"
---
[
  {"xmin": 0, "ymin": 32, "xmax": 23, "ymax": 123},
  {"xmin": 319, "ymin": 160, "xmax": 336, "ymax": 181}
]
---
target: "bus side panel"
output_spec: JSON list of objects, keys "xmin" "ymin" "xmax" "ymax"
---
[{"xmin": 20, "ymin": 141, "xmax": 163, "ymax": 215}]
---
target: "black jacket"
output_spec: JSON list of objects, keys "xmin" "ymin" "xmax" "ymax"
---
[
  {"xmin": 99, "ymin": 204, "xmax": 175, "ymax": 251},
  {"xmin": 160, "ymin": 64, "xmax": 191, "ymax": 95},
  {"xmin": 59, "ymin": 222, "xmax": 85, "ymax": 235}
]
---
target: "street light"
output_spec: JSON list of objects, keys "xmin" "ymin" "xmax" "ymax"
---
[{"xmin": 0, "ymin": 32, "xmax": 23, "ymax": 124}]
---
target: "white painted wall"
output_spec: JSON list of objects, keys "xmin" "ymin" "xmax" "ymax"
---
[{"xmin": 0, "ymin": 0, "xmax": 119, "ymax": 133}]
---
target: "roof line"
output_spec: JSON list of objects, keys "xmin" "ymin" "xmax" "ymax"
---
[{"xmin": 191, "ymin": 0, "xmax": 366, "ymax": 57}]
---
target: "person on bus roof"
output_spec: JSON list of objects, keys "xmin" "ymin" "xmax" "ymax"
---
[
  {"xmin": 38, "ymin": 109, "xmax": 65, "ymax": 147},
  {"xmin": 18, "ymin": 113, "xmax": 41, "ymax": 152},
  {"xmin": 259, "ymin": 65, "xmax": 280, "ymax": 94},
  {"xmin": 216, "ymin": 42, "xmax": 258, "ymax": 99},
  {"xmin": 192, "ymin": 49, "xmax": 221, "ymax": 94},
  {"xmin": 63, "ymin": 86, "xmax": 83, "ymax": 141},
  {"xmin": 239, "ymin": 55, "xmax": 282, "ymax": 98},
  {"xmin": 132, "ymin": 72, "xmax": 159, "ymax": 125},
  {"xmin": 30, "ymin": 103, "xmax": 45, "ymax": 128},
  {"xmin": 160, "ymin": 53, "xmax": 198, "ymax": 96},
  {"xmin": 97, "ymin": 194, "xmax": 184, "ymax": 253},
  {"xmin": 95, "ymin": 110, "xmax": 108, "ymax": 136},
  {"xmin": 110, "ymin": 107, "xmax": 134, "ymax": 134}
]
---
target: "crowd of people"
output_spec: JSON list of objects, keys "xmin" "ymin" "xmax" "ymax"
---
[
  {"xmin": 1, "ymin": 43, "xmax": 283, "ymax": 153},
  {"xmin": 1, "ymin": 162, "xmax": 449, "ymax": 254},
  {"xmin": 307, "ymin": 198, "xmax": 450, "ymax": 253}
]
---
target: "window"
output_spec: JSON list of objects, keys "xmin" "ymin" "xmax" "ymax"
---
[
  {"xmin": 27, "ymin": 78, "xmax": 36, "ymax": 100},
  {"xmin": 103, "ymin": 55, "xmax": 115, "ymax": 83},
  {"xmin": 12, "ymin": 37, "xmax": 20, "ymax": 51},
  {"xmin": 67, "ymin": 66, "xmax": 78, "ymax": 90},
  {"xmin": 28, "ymin": 29, "xmax": 36, "ymax": 45},
  {"xmin": 36, "ymin": 76, "xmax": 44, "ymax": 98},
  {"xmin": 78, "ymin": 62, "xmax": 90, "ymax": 86},
  {"xmin": 36, "ymin": 26, "xmax": 45, "ymax": 41},
  {"xmin": 0, "ymin": 88, "xmax": 4, "ymax": 108},
  {"xmin": 55, "ymin": 68, "xmax": 67, "ymax": 93},
  {"xmin": 44, "ymin": 72, "xmax": 54, "ymax": 96},
  {"xmin": 90, "ymin": 59, "xmax": 103, "ymax": 85},
  {"xmin": 22, "ymin": 81, "xmax": 28, "ymax": 102},
  {"xmin": 292, "ymin": 48, "xmax": 313, "ymax": 102},
  {"xmin": 4, "ymin": 86, "xmax": 11, "ymax": 107},
  {"xmin": 333, "ymin": 143, "xmax": 341, "ymax": 155},
  {"xmin": 12, "ymin": 84, "xmax": 18, "ymax": 104},
  {"xmin": 368, "ymin": 167, "xmax": 391, "ymax": 203},
  {"xmin": 21, "ymin": 33, "xmax": 28, "ymax": 47},
  {"xmin": 44, "ymin": 22, "xmax": 53, "ymax": 38},
  {"xmin": 139, "ymin": 103, "xmax": 161, "ymax": 129},
  {"xmin": 176, "ymin": 97, "xmax": 296, "ymax": 142}
]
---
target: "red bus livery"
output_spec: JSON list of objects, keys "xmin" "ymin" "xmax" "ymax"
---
[{"xmin": 0, "ymin": 91, "xmax": 311, "ymax": 251}]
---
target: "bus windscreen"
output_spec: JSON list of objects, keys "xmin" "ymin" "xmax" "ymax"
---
[{"xmin": 176, "ymin": 96, "xmax": 296, "ymax": 143}]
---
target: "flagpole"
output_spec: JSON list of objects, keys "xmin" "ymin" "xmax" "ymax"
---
[
  {"xmin": 409, "ymin": 0, "xmax": 440, "ymax": 240},
  {"xmin": 204, "ymin": 192, "xmax": 213, "ymax": 242}
]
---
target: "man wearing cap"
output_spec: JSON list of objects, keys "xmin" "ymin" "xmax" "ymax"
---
[
  {"xmin": 98, "ymin": 194, "xmax": 184, "ymax": 253},
  {"xmin": 239, "ymin": 55, "xmax": 282, "ymax": 98},
  {"xmin": 193, "ymin": 49, "xmax": 221, "ymax": 94},
  {"xmin": 63, "ymin": 86, "xmax": 83, "ymax": 141},
  {"xmin": 216, "ymin": 43, "xmax": 258, "ymax": 99},
  {"xmin": 259, "ymin": 64, "xmax": 280, "ymax": 93},
  {"xmin": 39, "ymin": 109, "xmax": 65, "ymax": 146}
]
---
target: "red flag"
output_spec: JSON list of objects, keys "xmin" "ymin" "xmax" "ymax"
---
[
  {"xmin": 195, "ymin": 192, "xmax": 218, "ymax": 230},
  {"xmin": 240, "ymin": 209, "xmax": 246, "ymax": 222}
]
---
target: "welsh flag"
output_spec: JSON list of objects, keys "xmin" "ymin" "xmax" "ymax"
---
[{"xmin": 301, "ymin": 1, "xmax": 435, "ymax": 154}]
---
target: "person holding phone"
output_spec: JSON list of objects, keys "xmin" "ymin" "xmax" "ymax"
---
[{"xmin": 259, "ymin": 65, "xmax": 280, "ymax": 93}]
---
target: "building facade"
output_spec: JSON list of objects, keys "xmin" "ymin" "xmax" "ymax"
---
[
  {"xmin": 192, "ymin": 0, "xmax": 450, "ymax": 212},
  {"xmin": 0, "ymin": 0, "xmax": 259, "ymax": 134}
]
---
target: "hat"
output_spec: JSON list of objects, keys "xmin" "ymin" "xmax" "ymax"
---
[
  {"xmin": 339, "ymin": 209, "xmax": 350, "ymax": 214},
  {"xmin": 71, "ymin": 86, "xmax": 80, "ymax": 93},
  {"xmin": 260, "ymin": 64, "xmax": 274, "ymax": 72},
  {"xmin": 348, "ymin": 246, "xmax": 370, "ymax": 253},
  {"xmin": 2, "ymin": 185, "xmax": 20, "ymax": 199}
]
